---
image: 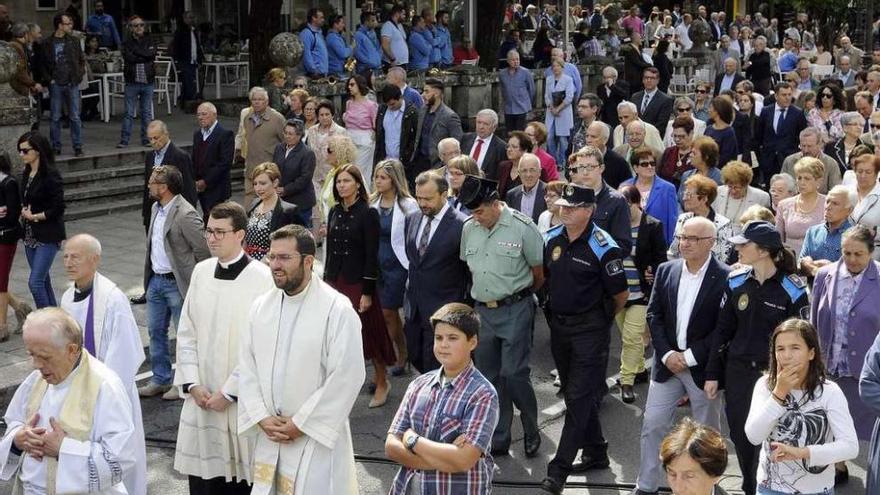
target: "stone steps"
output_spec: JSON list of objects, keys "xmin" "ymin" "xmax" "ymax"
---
[{"xmin": 56, "ymin": 145, "xmax": 244, "ymax": 221}]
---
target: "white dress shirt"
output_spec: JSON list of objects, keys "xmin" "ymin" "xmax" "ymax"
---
[
  {"xmin": 469, "ymin": 135, "xmax": 492, "ymax": 170},
  {"xmin": 200, "ymin": 120, "xmax": 218, "ymax": 141},
  {"xmin": 416, "ymin": 201, "xmax": 449, "ymax": 249},
  {"xmin": 665, "ymin": 255, "xmax": 712, "ymax": 367},
  {"xmin": 150, "ymin": 196, "xmax": 176, "ymax": 274}
]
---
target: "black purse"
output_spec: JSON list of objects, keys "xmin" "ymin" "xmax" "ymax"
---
[{"xmin": 551, "ymin": 90, "xmax": 566, "ymax": 107}]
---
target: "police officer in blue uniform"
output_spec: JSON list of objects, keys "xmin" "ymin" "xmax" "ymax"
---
[
  {"xmin": 539, "ymin": 184, "xmax": 629, "ymax": 495},
  {"xmin": 703, "ymin": 221, "xmax": 810, "ymax": 495}
]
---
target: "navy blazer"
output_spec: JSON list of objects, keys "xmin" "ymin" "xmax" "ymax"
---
[
  {"xmin": 191, "ymin": 124, "xmax": 234, "ymax": 215},
  {"xmin": 647, "ymin": 256, "xmax": 731, "ymax": 388},
  {"xmin": 460, "ymin": 133, "xmax": 507, "ymax": 181},
  {"xmin": 630, "ymin": 89, "xmax": 675, "ymax": 136},
  {"xmin": 404, "ymin": 206, "xmax": 470, "ymax": 324},
  {"xmin": 272, "ymin": 142, "xmax": 317, "ymax": 210},
  {"xmin": 754, "ymin": 104, "xmax": 808, "ymax": 176}
]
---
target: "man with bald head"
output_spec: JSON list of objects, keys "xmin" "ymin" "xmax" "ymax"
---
[
  {"xmin": 0, "ymin": 308, "xmax": 138, "ymax": 494},
  {"xmin": 714, "ymin": 57, "xmax": 744, "ymax": 96},
  {"xmin": 505, "ymin": 153, "xmax": 546, "ymax": 223},
  {"xmin": 192, "ymin": 102, "xmax": 234, "ymax": 220},
  {"xmin": 386, "ymin": 66, "xmax": 423, "ymax": 109},
  {"xmin": 60, "ymin": 234, "xmax": 147, "ymax": 495}
]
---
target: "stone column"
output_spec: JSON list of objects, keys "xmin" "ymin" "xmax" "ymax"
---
[{"xmin": 0, "ymin": 42, "xmax": 32, "ymax": 171}]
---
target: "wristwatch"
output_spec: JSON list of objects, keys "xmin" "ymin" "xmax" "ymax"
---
[{"xmin": 405, "ymin": 433, "xmax": 420, "ymax": 453}]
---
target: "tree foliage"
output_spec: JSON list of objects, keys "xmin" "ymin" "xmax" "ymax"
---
[{"xmin": 792, "ymin": 0, "xmax": 852, "ymax": 49}]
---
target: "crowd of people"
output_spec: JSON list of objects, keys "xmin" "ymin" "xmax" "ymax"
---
[{"xmin": 5, "ymin": 1, "xmax": 880, "ymax": 495}]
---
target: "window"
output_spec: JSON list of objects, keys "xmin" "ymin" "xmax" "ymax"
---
[{"xmin": 36, "ymin": 0, "xmax": 59, "ymax": 11}]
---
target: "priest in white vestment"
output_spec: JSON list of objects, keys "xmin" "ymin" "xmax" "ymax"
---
[
  {"xmin": 173, "ymin": 202, "xmax": 274, "ymax": 493},
  {"xmin": 238, "ymin": 225, "xmax": 365, "ymax": 495},
  {"xmin": 59, "ymin": 234, "xmax": 147, "ymax": 495},
  {"xmin": 0, "ymin": 308, "xmax": 137, "ymax": 494}
]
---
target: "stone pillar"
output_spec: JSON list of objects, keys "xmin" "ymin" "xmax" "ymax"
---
[
  {"xmin": 0, "ymin": 42, "xmax": 31, "ymax": 171},
  {"xmin": 450, "ymin": 71, "xmax": 490, "ymax": 131}
]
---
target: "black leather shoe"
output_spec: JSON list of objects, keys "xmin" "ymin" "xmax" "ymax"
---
[
  {"xmin": 634, "ymin": 369, "xmax": 650, "ymax": 384},
  {"xmin": 524, "ymin": 432, "xmax": 541, "ymax": 457},
  {"xmin": 570, "ymin": 452, "xmax": 610, "ymax": 472},
  {"xmin": 129, "ymin": 293, "xmax": 147, "ymax": 304},
  {"xmin": 490, "ymin": 445, "xmax": 510, "ymax": 457},
  {"xmin": 539, "ymin": 478, "xmax": 563, "ymax": 494},
  {"xmin": 621, "ymin": 384, "xmax": 636, "ymax": 403}
]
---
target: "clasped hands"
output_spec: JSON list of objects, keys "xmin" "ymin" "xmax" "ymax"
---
[
  {"xmin": 259, "ymin": 415, "xmax": 303, "ymax": 444},
  {"xmin": 188, "ymin": 385, "xmax": 233, "ymax": 412},
  {"xmin": 13, "ymin": 413, "xmax": 66, "ymax": 461}
]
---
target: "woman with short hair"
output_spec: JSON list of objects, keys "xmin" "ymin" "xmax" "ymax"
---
[
  {"xmin": 712, "ymin": 161, "xmax": 771, "ymax": 234},
  {"xmin": 825, "ymin": 111, "xmax": 864, "ymax": 176},
  {"xmin": 669, "ymin": 174, "xmax": 735, "ymax": 263},
  {"xmin": 659, "ymin": 116, "xmax": 695, "ymax": 188},
  {"xmin": 847, "ymin": 155, "xmax": 880, "ymax": 258},
  {"xmin": 678, "ymin": 136, "xmax": 722, "ymax": 201},
  {"xmin": 623, "ymin": 147, "xmax": 680, "ymax": 243},
  {"xmin": 496, "ymin": 131, "xmax": 533, "ymax": 198},
  {"xmin": 446, "ymin": 155, "xmax": 481, "ymax": 214},
  {"xmin": 544, "ymin": 59, "xmax": 575, "ymax": 168},
  {"xmin": 317, "ymin": 134, "xmax": 358, "ymax": 233},
  {"xmin": 537, "ymin": 181, "xmax": 566, "ymax": 233},
  {"xmin": 768, "ymin": 173, "xmax": 797, "ymax": 213},
  {"xmin": 525, "ymin": 121, "xmax": 560, "ymax": 181},
  {"xmin": 245, "ymin": 162, "xmax": 301, "ymax": 260},
  {"xmin": 775, "ymin": 157, "xmax": 826, "ymax": 255},
  {"xmin": 660, "ymin": 418, "xmax": 730, "ymax": 495},
  {"xmin": 285, "ymin": 88, "xmax": 309, "ymax": 121}
]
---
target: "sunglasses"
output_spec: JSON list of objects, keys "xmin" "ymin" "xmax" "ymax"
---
[
  {"xmin": 293, "ymin": 84, "xmax": 305, "ymax": 89},
  {"xmin": 131, "ymin": 23, "xmax": 145, "ymax": 27},
  {"xmin": 695, "ymin": 89, "xmax": 707, "ymax": 94},
  {"xmin": 821, "ymin": 93, "xmax": 834, "ymax": 98},
  {"xmin": 18, "ymin": 147, "xmax": 32, "ymax": 155},
  {"xmin": 676, "ymin": 107, "xmax": 692, "ymax": 112},
  {"xmin": 636, "ymin": 161, "xmax": 655, "ymax": 167}
]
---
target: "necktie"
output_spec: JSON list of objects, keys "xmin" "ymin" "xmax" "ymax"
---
[
  {"xmin": 472, "ymin": 138, "xmax": 484, "ymax": 162},
  {"xmin": 84, "ymin": 293, "xmax": 96, "ymax": 356},
  {"xmin": 775, "ymin": 108, "xmax": 786, "ymax": 133},
  {"xmin": 641, "ymin": 93, "xmax": 651, "ymax": 114},
  {"xmin": 418, "ymin": 216, "xmax": 433, "ymax": 256}
]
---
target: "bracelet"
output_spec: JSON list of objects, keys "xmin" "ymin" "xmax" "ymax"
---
[{"xmin": 771, "ymin": 392, "xmax": 786, "ymax": 404}]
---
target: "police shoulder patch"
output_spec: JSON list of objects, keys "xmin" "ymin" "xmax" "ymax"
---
[
  {"xmin": 787, "ymin": 274, "xmax": 806, "ymax": 289},
  {"xmin": 594, "ymin": 230, "xmax": 608, "ymax": 247},
  {"xmin": 605, "ymin": 259, "xmax": 623, "ymax": 276},
  {"xmin": 728, "ymin": 267, "xmax": 751, "ymax": 290},
  {"xmin": 799, "ymin": 305, "xmax": 810, "ymax": 320}
]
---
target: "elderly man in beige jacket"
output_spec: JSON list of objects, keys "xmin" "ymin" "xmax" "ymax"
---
[{"xmin": 235, "ymin": 86, "xmax": 286, "ymax": 206}]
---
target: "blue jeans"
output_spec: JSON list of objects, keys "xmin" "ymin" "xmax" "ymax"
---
[
  {"xmin": 25, "ymin": 243, "xmax": 60, "ymax": 308},
  {"xmin": 146, "ymin": 275, "xmax": 183, "ymax": 385},
  {"xmin": 49, "ymin": 83, "xmax": 82, "ymax": 150},
  {"xmin": 548, "ymin": 135, "xmax": 569, "ymax": 170},
  {"xmin": 120, "ymin": 83, "xmax": 154, "ymax": 145}
]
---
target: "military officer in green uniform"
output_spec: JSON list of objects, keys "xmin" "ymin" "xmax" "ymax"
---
[
  {"xmin": 459, "ymin": 175, "xmax": 545, "ymax": 458},
  {"xmin": 539, "ymin": 184, "xmax": 629, "ymax": 495}
]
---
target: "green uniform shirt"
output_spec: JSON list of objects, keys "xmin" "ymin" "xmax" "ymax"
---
[{"xmin": 460, "ymin": 205, "xmax": 544, "ymax": 302}]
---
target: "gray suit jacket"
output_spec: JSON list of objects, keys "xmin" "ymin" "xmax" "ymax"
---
[
  {"xmin": 415, "ymin": 103, "xmax": 463, "ymax": 167},
  {"xmin": 505, "ymin": 181, "xmax": 547, "ymax": 224},
  {"xmin": 143, "ymin": 195, "xmax": 210, "ymax": 297}
]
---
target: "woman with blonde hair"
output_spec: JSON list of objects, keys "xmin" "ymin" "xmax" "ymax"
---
[
  {"xmin": 370, "ymin": 159, "xmax": 418, "ymax": 375},
  {"xmin": 265, "ymin": 68, "xmax": 288, "ymax": 114},
  {"xmin": 712, "ymin": 160, "xmax": 771, "ymax": 235},
  {"xmin": 286, "ymin": 88, "xmax": 309, "ymax": 121},
  {"xmin": 317, "ymin": 134, "xmax": 358, "ymax": 232},
  {"xmin": 738, "ymin": 204, "xmax": 775, "ymax": 226},
  {"xmin": 245, "ymin": 162, "xmax": 301, "ymax": 260},
  {"xmin": 446, "ymin": 155, "xmax": 481, "ymax": 214},
  {"xmin": 775, "ymin": 157, "xmax": 826, "ymax": 255}
]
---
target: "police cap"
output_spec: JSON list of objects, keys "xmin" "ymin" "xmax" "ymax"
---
[
  {"xmin": 554, "ymin": 183, "xmax": 596, "ymax": 207},
  {"xmin": 729, "ymin": 220, "xmax": 783, "ymax": 250}
]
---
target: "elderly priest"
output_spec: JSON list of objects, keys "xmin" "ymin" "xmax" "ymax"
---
[{"xmin": 0, "ymin": 308, "xmax": 137, "ymax": 494}]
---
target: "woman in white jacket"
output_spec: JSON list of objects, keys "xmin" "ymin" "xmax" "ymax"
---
[
  {"xmin": 370, "ymin": 159, "xmax": 418, "ymax": 379},
  {"xmin": 745, "ymin": 319, "xmax": 858, "ymax": 495}
]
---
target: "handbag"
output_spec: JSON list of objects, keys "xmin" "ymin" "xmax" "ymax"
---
[{"xmin": 551, "ymin": 90, "xmax": 565, "ymax": 107}]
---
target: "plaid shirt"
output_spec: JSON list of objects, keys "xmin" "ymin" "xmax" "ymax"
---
[{"xmin": 388, "ymin": 363, "xmax": 499, "ymax": 495}]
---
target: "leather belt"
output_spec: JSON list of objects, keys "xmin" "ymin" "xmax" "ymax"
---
[
  {"xmin": 476, "ymin": 288, "xmax": 532, "ymax": 309},
  {"xmin": 153, "ymin": 271, "xmax": 175, "ymax": 280}
]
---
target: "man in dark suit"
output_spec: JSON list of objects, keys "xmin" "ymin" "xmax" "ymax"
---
[
  {"xmin": 273, "ymin": 119, "xmax": 317, "ymax": 227},
  {"xmin": 191, "ymin": 102, "xmax": 234, "ymax": 220},
  {"xmin": 598, "ymin": 66, "xmax": 630, "ymax": 129},
  {"xmin": 505, "ymin": 153, "xmax": 546, "ymax": 223},
  {"xmin": 374, "ymin": 84, "xmax": 419, "ymax": 171},
  {"xmin": 713, "ymin": 57, "xmax": 745, "ymax": 96},
  {"xmin": 630, "ymin": 67, "xmax": 675, "ymax": 136},
  {"xmin": 412, "ymin": 78, "xmax": 463, "ymax": 183},
  {"xmin": 585, "ymin": 121, "xmax": 632, "ymax": 189},
  {"xmin": 171, "ymin": 11, "xmax": 203, "ymax": 106},
  {"xmin": 754, "ymin": 82, "xmax": 808, "ymax": 186},
  {"xmin": 404, "ymin": 170, "xmax": 470, "ymax": 372},
  {"xmin": 142, "ymin": 120, "xmax": 198, "ymax": 232},
  {"xmin": 631, "ymin": 216, "xmax": 731, "ymax": 495},
  {"xmin": 460, "ymin": 109, "xmax": 507, "ymax": 180},
  {"xmin": 621, "ymin": 31, "xmax": 651, "ymax": 94}
]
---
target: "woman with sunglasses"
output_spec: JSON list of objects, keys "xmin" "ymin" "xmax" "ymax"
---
[
  {"xmin": 693, "ymin": 82, "xmax": 712, "ymax": 122},
  {"xmin": 370, "ymin": 159, "xmax": 417, "ymax": 376},
  {"xmin": 344, "ymin": 75, "xmax": 378, "ymax": 190},
  {"xmin": 317, "ymin": 135, "xmax": 358, "ymax": 238},
  {"xmin": 17, "ymin": 131, "xmax": 65, "ymax": 309},
  {"xmin": 623, "ymin": 147, "xmax": 680, "ymax": 244},
  {"xmin": 662, "ymin": 97, "xmax": 706, "ymax": 147}
]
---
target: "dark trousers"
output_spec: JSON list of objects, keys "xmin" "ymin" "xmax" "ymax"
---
[
  {"xmin": 179, "ymin": 61, "xmax": 199, "ymax": 101},
  {"xmin": 404, "ymin": 311, "xmax": 441, "ymax": 373},
  {"xmin": 505, "ymin": 113, "xmax": 527, "ymax": 133},
  {"xmin": 406, "ymin": 153, "xmax": 432, "ymax": 191},
  {"xmin": 188, "ymin": 475, "xmax": 251, "ymax": 495},
  {"xmin": 547, "ymin": 309, "xmax": 610, "ymax": 482},
  {"xmin": 725, "ymin": 358, "xmax": 765, "ymax": 495}
]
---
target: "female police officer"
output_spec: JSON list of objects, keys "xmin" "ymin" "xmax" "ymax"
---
[{"xmin": 703, "ymin": 221, "xmax": 809, "ymax": 495}]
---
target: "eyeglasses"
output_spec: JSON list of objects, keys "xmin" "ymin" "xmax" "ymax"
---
[
  {"xmin": 265, "ymin": 253, "xmax": 301, "ymax": 263},
  {"xmin": 681, "ymin": 191, "xmax": 702, "ymax": 199},
  {"xmin": 204, "ymin": 228, "xmax": 235, "ymax": 239},
  {"xmin": 676, "ymin": 107, "xmax": 692, "ymax": 112},
  {"xmin": 570, "ymin": 164, "xmax": 601, "ymax": 173},
  {"xmin": 18, "ymin": 147, "xmax": 33, "ymax": 155},
  {"xmin": 675, "ymin": 235, "xmax": 714, "ymax": 243}
]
